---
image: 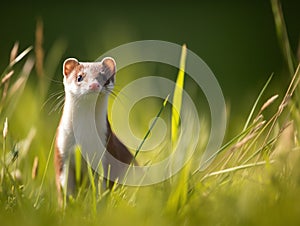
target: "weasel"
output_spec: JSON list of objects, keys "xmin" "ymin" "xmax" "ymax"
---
[{"xmin": 54, "ymin": 57, "xmax": 135, "ymax": 205}]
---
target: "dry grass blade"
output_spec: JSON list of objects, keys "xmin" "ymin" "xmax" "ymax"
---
[
  {"xmin": 10, "ymin": 46, "xmax": 33, "ymax": 69},
  {"xmin": 263, "ymin": 64, "xmax": 300, "ymax": 146},
  {"xmin": 230, "ymin": 133, "xmax": 257, "ymax": 152},
  {"xmin": 196, "ymin": 121, "xmax": 261, "ymax": 171},
  {"xmin": 288, "ymin": 64, "xmax": 300, "ymax": 95},
  {"xmin": 259, "ymin": 94, "xmax": 279, "ymax": 113},
  {"xmin": 1, "ymin": 81, "xmax": 10, "ymax": 110},
  {"xmin": 7, "ymin": 58, "xmax": 34, "ymax": 99},
  {"xmin": 31, "ymin": 156, "xmax": 39, "ymax": 180},
  {"xmin": 200, "ymin": 160, "xmax": 275, "ymax": 182},
  {"xmin": 3, "ymin": 117, "xmax": 8, "ymax": 139},
  {"xmin": 1, "ymin": 45, "xmax": 33, "ymax": 80},
  {"xmin": 1, "ymin": 71, "xmax": 14, "ymax": 85},
  {"xmin": 242, "ymin": 121, "xmax": 292, "ymax": 164},
  {"xmin": 9, "ymin": 42, "xmax": 19, "ymax": 66},
  {"xmin": 2, "ymin": 57, "xmax": 34, "ymax": 118},
  {"xmin": 35, "ymin": 18, "xmax": 44, "ymax": 78}
]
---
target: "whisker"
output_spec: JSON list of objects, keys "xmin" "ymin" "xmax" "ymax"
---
[
  {"xmin": 42, "ymin": 91, "xmax": 64, "ymax": 110},
  {"xmin": 58, "ymin": 103, "xmax": 65, "ymax": 113},
  {"xmin": 44, "ymin": 76, "xmax": 64, "ymax": 84},
  {"xmin": 43, "ymin": 91, "xmax": 65, "ymax": 115},
  {"xmin": 51, "ymin": 96, "xmax": 65, "ymax": 114},
  {"xmin": 105, "ymin": 89, "xmax": 118, "ymax": 99},
  {"xmin": 104, "ymin": 88, "xmax": 129, "ymax": 110},
  {"xmin": 111, "ymin": 86, "xmax": 131, "ymax": 101}
]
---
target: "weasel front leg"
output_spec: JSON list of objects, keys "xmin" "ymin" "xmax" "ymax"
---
[{"xmin": 55, "ymin": 147, "xmax": 77, "ymax": 207}]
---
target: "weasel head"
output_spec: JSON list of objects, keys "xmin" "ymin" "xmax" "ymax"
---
[{"xmin": 62, "ymin": 57, "xmax": 116, "ymax": 97}]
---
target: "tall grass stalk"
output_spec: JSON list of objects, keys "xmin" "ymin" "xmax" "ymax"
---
[
  {"xmin": 242, "ymin": 74, "xmax": 273, "ymax": 131},
  {"xmin": 133, "ymin": 94, "xmax": 170, "ymax": 160},
  {"xmin": 34, "ymin": 136, "xmax": 56, "ymax": 208},
  {"xmin": 271, "ymin": 0, "xmax": 296, "ymax": 75},
  {"xmin": 166, "ymin": 44, "xmax": 188, "ymax": 213},
  {"xmin": 171, "ymin": 44, "xmax": 186, "ymax": 146}
]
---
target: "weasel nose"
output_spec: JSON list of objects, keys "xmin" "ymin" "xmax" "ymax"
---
[{"xmin": 89, "ymin": 82, "xmax": 100, "ymax": 91}]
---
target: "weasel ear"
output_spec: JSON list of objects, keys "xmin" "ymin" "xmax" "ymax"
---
[
  {"xmin": 101, "ymin": 57, "xmax": 116, "ymax": 77},
  {"xmin": 63, "ymin": 58, "xmax": 79, "ymax": 77}
]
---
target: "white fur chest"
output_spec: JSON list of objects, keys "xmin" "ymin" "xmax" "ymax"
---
[{"xmin": 57, "ymin": 92, "xmax": 109, "ymax": 159}]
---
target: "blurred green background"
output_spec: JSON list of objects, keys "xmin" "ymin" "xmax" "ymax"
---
[{"xmin": 0, "ymin": 0, "xmax": 299, "ymax": 135}]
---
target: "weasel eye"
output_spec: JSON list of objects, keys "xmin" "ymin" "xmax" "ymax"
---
[{"xmin": 77, "ymin": 75, "xmax": 83, "ymax": 82}]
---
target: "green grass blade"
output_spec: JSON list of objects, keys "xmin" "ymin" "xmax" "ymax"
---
[
  {"xmin": 171, "ymin": 44, "xmax": 187, "ymax": 146},
  {"xmin": 74, "ymin": 145, "xmax": 82, "ymax": 187},
  {"xmin": 34, "ymin": 135, "xmax": 55, "ymax": 208},
  {"xmin": 87, "ymin": 163, "xmax": 97, "ymax": 215},
  {"xmin": 166, "ymin": 161, "xmax": 191, "ymax": 213},
  {"xmin": 133, "ymin": 94, "xmax": 170, "ymax": 159},
  {"xmin": 166, "ymin": 44, "xmax": 189, "ymax": 213},
  {"xmin": 242, "ymin": 74, "xmax": 273, "ymax": 131},
  {"xmin": 271, "ymin": 0, "xmax": 296, "ymax": 75}
]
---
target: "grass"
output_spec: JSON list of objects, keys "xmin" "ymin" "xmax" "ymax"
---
[{"xmin": 1, "ymin": 0, "xmax": 300, "ymax": 225}]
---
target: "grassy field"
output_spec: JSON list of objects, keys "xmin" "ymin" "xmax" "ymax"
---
[{"xmin": 1, "ymin": 1, "xmax": 300, "ymax": 225}]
